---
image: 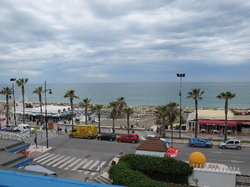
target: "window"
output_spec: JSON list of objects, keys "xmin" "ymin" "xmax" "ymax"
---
[
  {"xmin": 227, "ymin": 141, "xmax": 234, "ymax": 144},
  {"xmin": 235, "ymin": 141, "xmax": 240, "ymax": 144}
]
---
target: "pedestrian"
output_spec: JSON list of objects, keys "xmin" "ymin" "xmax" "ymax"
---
[
  {"xmin": 57, "ymin": 126, "xmax": 60, "ymax": 134},
  {"xmin": 65, "ymin": 126, "xmax": 68, "ymax": 134},
  {"xmin": 220, "ymin": 130, "xmax": 223, "ymax": 138}
]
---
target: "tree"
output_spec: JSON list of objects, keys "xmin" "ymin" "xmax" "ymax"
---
[
  {"xmin": 0, "ymin": 87, "xmax": 12, "ymax": 127},
  {"xmin": 33, "ymin": 86, "xmax": 43, "ymax": 126},
  {"xmin": 64, "ymin": 90, "xmax": 79, "ymax": 130},
  {"xmin": 217, "ymin": 91, "xmax": 236, "ymax": 141},
  {"xmin": 79, "ymin": 98, "xmax": 91, "ymax": 124},
  {"xmin": 165, "ymin": 102, "xmax": 179, "ymax": 147},
  {"xmin": 187, "ymin": 88, "xmax": 204, "ymax": 138},
  {"xmin": 124, "ymin": 107, "xmax": 134, "ymax": 133},
  {"xmin": 117, "ymin": 97, "xmax": 127, "ymax": 116},
  {"xmin": 16, "ymin": 78, "xmax": 28, "ymax": 124},
  {"xmin": 109, "ymin": 101, "xmax": 118, "ymax": 133},
  {"xmin": 92, "ymin": 104, "xmax": 103, "ymax": 133},
  {"xmin": 154, "ymin": 105, "xmax": 168, "ymax": 138}
]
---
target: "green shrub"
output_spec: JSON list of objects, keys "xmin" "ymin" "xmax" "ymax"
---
[
  {"xmin": 109, "ymin": 154, "xmax": 193, "ymax": 186},
  {"xmin": 109, "ymin": 162, "xmax": 163, "ymax": 187}
]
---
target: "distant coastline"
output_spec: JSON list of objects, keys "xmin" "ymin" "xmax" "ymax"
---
[{"xmin": 1, "ymin": 82, "xmax": 250, "ymax": 108}]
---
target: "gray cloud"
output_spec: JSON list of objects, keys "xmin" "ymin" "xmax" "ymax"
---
[{"xmin": 0, "ymin": 0, "xmax": 250, "ymax": 83}]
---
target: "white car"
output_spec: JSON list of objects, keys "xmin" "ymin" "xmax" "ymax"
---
[{"xmin": 140, "ymin": 134, "xmax": 156, "ymax": 141}]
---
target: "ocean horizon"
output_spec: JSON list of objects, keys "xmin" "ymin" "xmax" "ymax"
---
[{"xmin": 0, "ymin": 82, "xmax": 250, "ymax": 109}]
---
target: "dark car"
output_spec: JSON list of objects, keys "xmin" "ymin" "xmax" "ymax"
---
[
  {"xmin": 97, "ymin": 133, "xmax": 116, "ymax": 141},
  {"xmin": 189, "ymin": 137, "xmax": 213, "ymax": 148},
  {"xmin": 117, "ymin": 133, "xmax": 139, "ymax": 143},
  {"xmin": 5, "ymin": 124, "xmax": 19, "ymax": 132}
]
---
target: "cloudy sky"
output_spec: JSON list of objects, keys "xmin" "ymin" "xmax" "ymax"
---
[{"xmin": 0, "ymin": 0, "xmax": 250, "ymax": 84}]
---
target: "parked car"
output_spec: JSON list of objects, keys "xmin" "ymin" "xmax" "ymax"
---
[
  {"xmin": 211, "ymin": 129, "xmax": 220, "ymax": 134},
  {"xmin": 97, "ymin": 133, "xmax": 116, "ymax": 141},
  {"xmin": 5, "ymin": 124, "xmax": 19, "ymax": 132},
  {"xmin": 18, "ymin": 124, "xmax": 30, "ymax": 131},
  {"xmin": 189, "ymin": 137, "xmax": 213, "ymax": 148},
  {"xmin": 218, "ymin": 139, "xmax": 242, "ymax": 150},
  {"xmin": 140, "ymin": 134, "xmax": 156, "ymax": 141},
  {"xmin": 117, "ymin": 133, "xmax": 139, "ymax": 143}
]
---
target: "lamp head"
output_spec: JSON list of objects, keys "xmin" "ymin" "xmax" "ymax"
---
[
  {"xmin": 10, "ymin": 78, "xmax": 16, "ymax": 81},
  {"xmin": 177, "ymin": 73, "xmax": 180, "ymax": 77},
  {"xmin": 48, "ymin": 89, "xmax": 52, "ymax": 94}
]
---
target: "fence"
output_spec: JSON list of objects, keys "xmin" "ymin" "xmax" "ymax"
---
[{"xmin": 189, "ymin": 164, "xmax": 241, "ymax": 187}]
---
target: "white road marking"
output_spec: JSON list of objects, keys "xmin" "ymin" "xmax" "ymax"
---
[
  {"xmin": 71, "ymin": 159, "xmax": 88, "ymax": 171},
  {"xmin": 40, "ymin": 154, "xmax": 61, "ymax": 165},
  {"xmin": 58, "ymin": 157, "xmax": 76, "ymax": 169},
  {"xmin": 64, "ymin": 158, "xmax": 82, "ymax": 170},
  {"xmin": 36, "ymin": 154, "xmax": 55, "ymax": 163},
  {"xmin": 52, "ymin": 156, "xmax": 71, "ymax": 167},
  {"xmin": 46, "ymin": 155, "xmax": 66, "ymax": 166},
  {"xmin": 78, "ymin": 160, "xmax": 94, "ymax": 173},
  {"xmin": 34, "ymin": 153, "xmax": 50, "ymax": 161}
]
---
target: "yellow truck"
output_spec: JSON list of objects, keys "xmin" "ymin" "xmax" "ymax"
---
[{"xmin": 69, "ymin": 125, "xmax": 97, "ymax": 139}]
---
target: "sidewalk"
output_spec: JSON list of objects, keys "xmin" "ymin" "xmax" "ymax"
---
[{"xmin": 27, "ymin": 145, "xmax": 52, "ymax": 158}]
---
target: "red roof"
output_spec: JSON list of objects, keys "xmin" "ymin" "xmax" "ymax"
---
[
  {"xmin": 136, "ymin": 138, "xmax": 167, "ymax": 152},
  {"xmin": 199, "ymin": 120, "xmax": 237, "ymax": 126}
]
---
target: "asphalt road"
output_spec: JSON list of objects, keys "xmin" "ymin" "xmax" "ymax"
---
[
  {"xmin": 173, "ymin": 143, "xmax": 250, "ymax": 175},
  {"xmin": 28, "ymin": 132, "xmax": 250, "ymax": 181}
]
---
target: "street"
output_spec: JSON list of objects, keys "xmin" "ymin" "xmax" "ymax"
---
[{"xmin": 27, "ymin": 130, "xmax": 250, "ymax": 182}]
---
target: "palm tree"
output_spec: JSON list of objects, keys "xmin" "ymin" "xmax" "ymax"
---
[
  {"xmin": 33, "ymin": 86, "xmax": 43, "ymax": 126},
  {"xmin": 16, "ymin": 78, "xmax": 28, "ymax": 124},
  {"xmin": 79, "ymin": 98, "xmax": 91, "ymax": 124},
  {"xmin": 187, "ymin": 88, "xmax": 205, "ymax": 138},
  {"xmin": 217, "ymin": 91, "xmax": 236, "ymax": 141},
  {"xmin": 109, "ymin": 101, "xmax": 118, "ymax": 133},
  {"xmin": 64, "ymin": 90, "xmax": 79, "ymax": 130},
  {"xmin": 117, "ymin": 97, "xmax": 127, "ymax": 116},
  {"xmin": 92, "ymin": 104, "xmax": 103, "ymax": 133},
  {"xmin": 155, "ymin": 105, "xmax": 168, "ymax": 138},
  {"xmin": 124, "ymin": 107, "xmax": 134, "ymax": 133},
  {"xmin": 165, "ymin": 102, "xmax": 179, "ymax": 147},
  {"xmin": 0, "ymin": 87, "xmax": 12, "ymax": 127}
]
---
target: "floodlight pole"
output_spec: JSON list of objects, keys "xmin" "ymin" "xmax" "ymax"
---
[
  {"xmin": 177, "ymin": 73, "xmax": 185, "ymax": 139},
  {"xmin": 10, "ymin": 78, "xmax": 17, "ymax": 126}
]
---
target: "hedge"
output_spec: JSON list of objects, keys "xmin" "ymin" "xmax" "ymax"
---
[{"xmin": 109, "ymin": 154, "xmax": 193, "ymax": 186}]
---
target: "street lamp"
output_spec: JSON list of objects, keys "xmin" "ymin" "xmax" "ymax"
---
[
  {"xmin": 10, "ymin": 78, "xmax": 17, "ymax": 126},
  {"xmin": 176, "ymin": 73, "xmax": 185, "ymax": 138},
  {"xmin": 44, "ymin": 81, "xmax": 52, "ymax": 148}
]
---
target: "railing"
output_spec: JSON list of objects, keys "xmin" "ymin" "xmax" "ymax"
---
[
  {"xmin": 236, "ymin": 174, "xmax": 250, "ymax": 186},
  {"xmin": 191, "ymin": 163, "xmax": 241, "ymax": 174},
  {"xmin": 0, "ymin": 131, "xmax": 20, "ymax": 140}
]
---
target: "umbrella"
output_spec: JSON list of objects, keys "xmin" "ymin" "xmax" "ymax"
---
[{"xmin": 166, "ymin": 148, "xmax": 179, "ymax": 158}]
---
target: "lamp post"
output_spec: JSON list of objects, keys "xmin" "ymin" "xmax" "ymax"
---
[
  {"xmin": 44, "ymin": 81, "xmax": 52, "ymax": 149},
  {"xmin": 10, "ymin": 78, "xmax": 17, "ymax": 126},
  {"xmin": 176, "ymin": 73, "xmax": 185, "ymax": 138}
]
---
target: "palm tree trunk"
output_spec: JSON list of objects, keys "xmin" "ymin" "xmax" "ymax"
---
[
  {"xmin": 22, "ymin": 86, "xmax": 26, "ymax": 124},
  {"xmin": 85, "ymin": 108, "xmax": 87, "ymax": 124},
  {"xmin": 39, "ymin": 95, "xmax": 42, "ymax": 126},
  {"xmin": 6, "ymin": 95, "xmax": 9, "ymax": 125},
  {"xmin": 224, "ymin": 100, "xmax": 228, "ymax": 141},
  {"xmin": 127, "ymin": 114, "xmax": 130, "ymax": 134},
  {"xmin": 112, "ymin": 116, "xmax": 115, "ymax": 133},
  {"xmin": 98, "ymin": 113, "xmax": 101, "ymax": 133},
  {"xmin": 171, "ymin": 123, "xmax": 173, "ymax": 147},
  {"xmin": 71, "ymin": 99, "xmax": 74, "ymax": 130},
  {"xmin": 195, "ymin": 99, "xmax": 198, "ymax": 138},
  {"xmin": 162, "ymin": 120, "xmax": 166, "ymax": 138}
]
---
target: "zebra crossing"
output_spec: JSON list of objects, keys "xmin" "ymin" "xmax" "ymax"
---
[{"xmin": 34, "ymin": 152, "xmax": 107, "ymax": 176}]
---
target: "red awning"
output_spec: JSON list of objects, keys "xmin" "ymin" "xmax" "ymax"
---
[
  {"xmin": 198, "ymin": 120, "xmax": 237, "ymax": 126},
  {"xmin": 237, "ymin": 121, "xmax": 250, "ymax": 125}
]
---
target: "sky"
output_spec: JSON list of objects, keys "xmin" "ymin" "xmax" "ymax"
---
[{"xmin": 0, "ymin": 0, "xmax": 250, "ymax": 84}]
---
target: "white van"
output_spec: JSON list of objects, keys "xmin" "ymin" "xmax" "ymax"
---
[{"xmin": 18, "ymin": 124, "xmax": 30, "ymax": 131}]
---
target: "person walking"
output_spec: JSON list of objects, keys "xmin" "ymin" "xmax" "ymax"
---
[
  {"xmin": 65, "ymin": 126, "xmax": 68, "ymax": 134},
  {"xmin": 220, "ymin": 130, "xmax": 223, "ymax": 138}
]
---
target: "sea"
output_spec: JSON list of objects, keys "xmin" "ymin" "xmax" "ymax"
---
[{"xmin": 0, "ymin": 82, "xmax": 250, "ymax": 109}]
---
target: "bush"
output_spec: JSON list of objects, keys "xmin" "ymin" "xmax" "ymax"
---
[
  {"xmin": 109, "ymin": 162, "xmax": 163, "ymax": 187},
  {"xmin": 109, "ymin": 154, "xmax": 193, "ymax": 186}
]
